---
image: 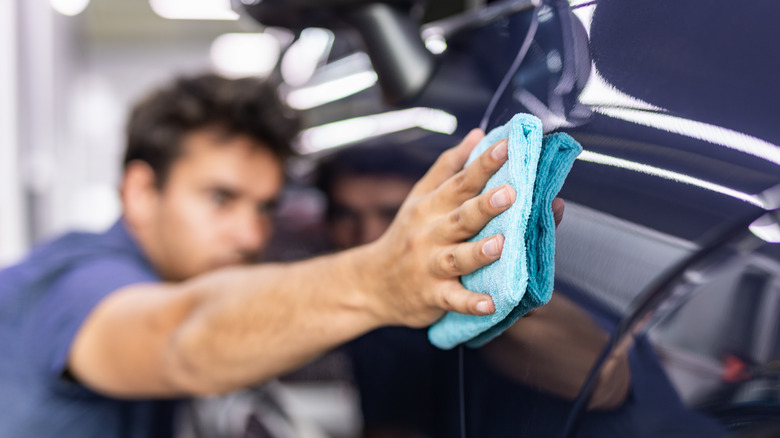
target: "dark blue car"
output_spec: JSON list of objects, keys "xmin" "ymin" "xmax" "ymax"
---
[{"xmin": 234, "ymin": 1, "xmax": 780, "ymax": 436}]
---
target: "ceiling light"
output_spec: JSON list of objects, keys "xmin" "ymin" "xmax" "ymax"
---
[
  {"xmin": 210, "ymin": 33, "xmax": 280, "ymax": 78},
  {"xmin": 281, "ymin": 28, "xmax": 335, "ymax": 86},
  {"xmin": 424, "ymin": 34, "xmax": 448, "ymax": 55},
  {"xmin": 150, "ymin": 0, "xmax": 238, "ymax": 20},
  {"xmin": 286, "ymin": 71, "xmax": 378, "ymax": 110},
  {"xmin": 297, "ymin": 108, "xmax": 457, "ymax": 154},
  {"xmin": 50, "ymin": 0, "xmax": 90, "ymax": 16}
]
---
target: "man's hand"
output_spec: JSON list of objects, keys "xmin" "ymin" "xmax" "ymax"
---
[{"xmin": 357, "ymin": 129, "xmax": 516, "ymax": 327}]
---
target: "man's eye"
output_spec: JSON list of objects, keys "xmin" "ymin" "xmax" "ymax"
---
[
  {"xmin": 330, "ymin": 205, "xmax": 359, "ymax": 222},
  {"xmin": 257, "ymin": 200, "xmax": 279, "ymax": 217},
  {"xmin": 210, "ymin": 190, "xmax": 231, "ymax": 206}
]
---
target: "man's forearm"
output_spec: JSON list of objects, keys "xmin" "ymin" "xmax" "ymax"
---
[
  {"xmin": 168, "ymin": 245, "xmax": 383, "ymax": 394},
  {"xmin": 70, "ymin": 130, "xmax": 517, "ymax": 398}
]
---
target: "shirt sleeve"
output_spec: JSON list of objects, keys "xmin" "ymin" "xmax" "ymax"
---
[{"xmin": 25, "ymin": 255, "xmax": 159, "ymax": 382}]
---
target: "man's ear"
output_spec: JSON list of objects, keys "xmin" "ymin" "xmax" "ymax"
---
[{"xmin": 120, "ymin": 161, "xmax": 160, "ymax": 227}]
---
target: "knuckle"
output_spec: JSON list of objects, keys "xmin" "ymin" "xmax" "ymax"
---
[
  {"xmin": 405, "ymin": 197, "xmax": 427, "ymax": 223},
  {"xmin": 443, "ymin": 251, "xmax": 459, "ymax": 274},
  {"xmin": 434, "ymin": 249, "xmax": 459, "ymax": 277},
  {"xmin": 437, "ymin": 292, "xmax": 453, "ymax": 310},
  {"xmin": 451, "ymin": 171, "xmax": 467, "ymax": 192},
  {"xmin": 447, "ymin": 208, "xmax": 465, "ymax": 230},
  {"xmin": 479, "ymin": 151, "xmax": 494, "ymax": 172},
  {"xmin": 450, "ymin": 200, "xmax": 482, "ymax": 235}
]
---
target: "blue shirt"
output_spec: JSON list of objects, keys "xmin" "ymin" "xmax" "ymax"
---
[{"xmin": 0, "ymin": 220, "xmax": 179, "ymax": 438}]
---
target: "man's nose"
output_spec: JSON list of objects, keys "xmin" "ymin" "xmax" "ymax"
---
[{"xmin": 232, "ymin": 212, "xmax": 269, "ymax": 253}]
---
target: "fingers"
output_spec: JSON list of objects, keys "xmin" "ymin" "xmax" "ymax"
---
[
  {"xmin": 434, "ymin": 283, "xmax": 495, "ymax": 316},
  {"xmin": 412, "ymin": 129, "xmax": 485, "ymax": 195},
  {"xmin": 432, "ymin": 137, "xmax": 509, "ymax": 210},
  {"xmin": 431, "ymin": 234, "xmax": 505, "ymax": 278},
  {"xmin": 434, "ymin": 184, "xmax": 516, "ymax": 243},
  {"xmin": 552, "ymin": 197, "xmax": 565, "ymax": 227}
]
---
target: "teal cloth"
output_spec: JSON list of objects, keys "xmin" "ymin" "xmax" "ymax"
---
[{"xmin": 427, "ymin": 114, "xmax": 582, "ymax": 349}]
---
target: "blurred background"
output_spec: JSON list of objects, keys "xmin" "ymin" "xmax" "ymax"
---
[
  {"xmin": 0, "ymin": 0, "xmax": 422, "ymax": 268},
  {"xmin": 1, "ymin": 0, "xmax": 255, "ymax": 266}
]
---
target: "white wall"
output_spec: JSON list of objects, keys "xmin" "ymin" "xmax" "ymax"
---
[
  {"xmin": 11, "ymin": 0, "xmax": 238, "ymax": 247},
  {"xmin": 4, "ymin": 0, "xmax": 255, "ymax": 258},
  {"xmin": 0, "ymin": 0, "xmax": 27, "ymax": 266}
]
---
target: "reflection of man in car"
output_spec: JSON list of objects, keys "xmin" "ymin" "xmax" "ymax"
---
[
  {"xmin": 316, "ymin": 142, "xmax": 635, "ymax": 438},
  {"xmin": 317, "ymin": 143, "xmax": 434, "ymax": 252},
  {"xmin": 0, "ymin": 73, "xmax": 519, "ymax": 437}
]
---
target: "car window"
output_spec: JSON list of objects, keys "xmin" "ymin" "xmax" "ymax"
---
[
  {"xmin": 555, "ymin": 201, "xmax": 696, "ymax": 313},
  {"xmin": 650, "ymin": 264, "xmax": 774, "ymax": 402},
  {"xmin": 566, "ymin": 211, "xmax": 780, "ymax": 438}
]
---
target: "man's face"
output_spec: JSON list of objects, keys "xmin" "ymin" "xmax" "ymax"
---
[
  {"xmin": 327, "ymin": 175, "xmax": 415, "ymax": 250},
  {"xmin": 143, "ymin": 130, "xmax": 283, "ymax": 281}
]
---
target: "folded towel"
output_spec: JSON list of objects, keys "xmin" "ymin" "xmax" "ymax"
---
[{"xmin": 427, "ymin": 114, "xmax": 582, "ymax": 349}]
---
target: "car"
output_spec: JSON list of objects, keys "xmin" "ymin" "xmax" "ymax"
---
[{"xmin": 232, "ymin": 0, "xmax": 780, "ymax": 437}]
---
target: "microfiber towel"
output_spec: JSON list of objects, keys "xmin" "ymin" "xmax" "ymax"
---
[{"xmin": 428, "ymin": 114, "xmax": 582, "ymax": 349}]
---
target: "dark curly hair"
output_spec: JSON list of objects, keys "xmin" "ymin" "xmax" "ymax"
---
[
  {"xmin": 315, "ymin": 141, "xmax": 440, "ymax": 220},
  {"xmin": 124, "ymin": 73, "xmax": 300, "ymax": 188}
]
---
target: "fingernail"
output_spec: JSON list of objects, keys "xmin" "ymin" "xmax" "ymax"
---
[
  {"xmin": 491, "ymin": 139, "xmax": 508, "ymax": 160},
  {"xmin": 490, "ymin": 187, "xmax": 511, "ymax": 208},
  {"xmin": 476, "ymin": 300, "xmax": 492, "ymax": 314},
  {"xmin": 482, "ymin": 237, "xmax": 501, "ymax": 257}
]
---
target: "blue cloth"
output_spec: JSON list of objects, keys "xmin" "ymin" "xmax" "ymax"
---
[
  {"xmin": 428, "ymin": 114, "xmax": 582, "ymax": 349},
  {"xmin": 0, "ymin": 220, "xmax": 179, "ymax": 438}
]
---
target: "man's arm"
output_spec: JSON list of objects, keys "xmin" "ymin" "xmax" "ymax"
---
[{"xmin": 69, "ymin": 129, "xmax": 516, "ymax": 398}]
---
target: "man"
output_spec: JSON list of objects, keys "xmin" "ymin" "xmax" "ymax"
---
[
  {"xmin": 315, "ymin": 142, "xmax": 632, "ymax": 438},
  {"xmin": 316, "ymin": 142, "xmax": 439, "ymax": 251},
  {"xmin": 0, "ymin": 74, "xmax": 516, "ymax": 437}
]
